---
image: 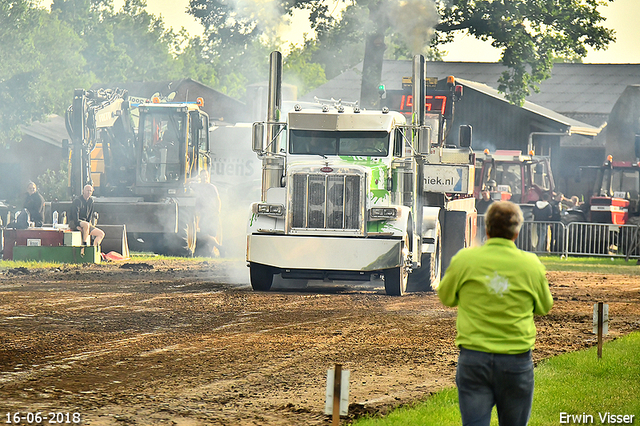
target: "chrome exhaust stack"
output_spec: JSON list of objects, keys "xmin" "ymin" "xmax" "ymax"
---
[
  {"xmin": 261, "ymin": 51, "xmax": 285, "ymax": 201},
  {"xmin": 411, "ymin": 54, "xmax": 426, "ymax": 266}
]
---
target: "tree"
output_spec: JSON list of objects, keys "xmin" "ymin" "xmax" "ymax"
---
[
  {"xmin": 187, "ymin": 0, "xmax": 614, "ymax": 106},
  {"xmin": 0, "ymin": 0, "xmax": 88, "ymax": 145},
  {"xmin": 283, "ymin": 41, "xmax": 327, "ymax": 97},
  {"xmin": 52, "ymin": 0, "xmax": 186, "ymax": 83},
  {"xmin": 434, "ymin": 0, "xmax": 615, "ymax": 105}
]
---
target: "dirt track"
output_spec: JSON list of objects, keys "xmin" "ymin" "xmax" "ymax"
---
[{"xmin": 1, "ymin": 259, "xmax": 639, "ymax": 425}]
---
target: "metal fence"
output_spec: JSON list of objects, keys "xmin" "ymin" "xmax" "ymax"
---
[{"xmin": 476, "ymin": 216, "xmax": 640, "ymax": 258}]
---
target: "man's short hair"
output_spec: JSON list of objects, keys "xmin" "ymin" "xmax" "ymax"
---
[{"xmin": 485, "ymin": 201, "xmax": 523, "ymax": 240}]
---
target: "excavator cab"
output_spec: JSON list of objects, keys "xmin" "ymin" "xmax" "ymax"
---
[{"xmin": 135, "ymin": 102, "xmax": 210, "ymax": 198}]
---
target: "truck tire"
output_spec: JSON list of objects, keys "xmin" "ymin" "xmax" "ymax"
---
[
  {"xmin": 408, "ymin": 226, "xmax": 441, "ymax": 292},
  {"xmin": 250, "ymin": 262, "xmax": 274, "ymax": 291},
  {"xmin": 383, "ymin": 234, "xmax": 409, "ymax": 296}
]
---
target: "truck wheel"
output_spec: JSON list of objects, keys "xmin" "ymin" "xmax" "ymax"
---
[
  {"xmin": 250, "ymin": 262, "xmax": 274, "ymax": 291},
  {"xmin": 408, "ymin": 227, "xmax": 441, "ymax": 292},
  {"xmin": 384, "ymin": 235, "xmax": 409, "ymax": 296}
]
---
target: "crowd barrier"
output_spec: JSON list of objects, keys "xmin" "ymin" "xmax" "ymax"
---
[{"xmin": 475, "ymin": 216, "xmax": 640, "ymax": 259}]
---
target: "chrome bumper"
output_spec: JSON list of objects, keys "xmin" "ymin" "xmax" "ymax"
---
[{"xmin": 247, "ymin": 234, "xmax": 402, "ymax": 271}]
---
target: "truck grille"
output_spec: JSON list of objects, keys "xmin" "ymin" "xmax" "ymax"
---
[{"xmin": 291, "ymin": 173, "xmax": 362, "ymax": 230}]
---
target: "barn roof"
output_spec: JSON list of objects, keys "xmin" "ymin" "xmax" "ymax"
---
[{"xmin": 302, "ymin": 61, "xmax": 640, "ymax": 117}]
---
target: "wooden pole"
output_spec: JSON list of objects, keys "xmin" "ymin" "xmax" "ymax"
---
[
  {"xmin": 332, "ymin": 364, "xmax": 342, "ymax": 426},
  {"xmin": 597, "ymin": 301, "xmax": 604, "ymax": 359}
]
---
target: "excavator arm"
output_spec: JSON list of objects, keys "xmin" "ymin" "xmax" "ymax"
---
[{"xmin": 65, "ymin": 88, "xmax": 136, "ymax": 197}]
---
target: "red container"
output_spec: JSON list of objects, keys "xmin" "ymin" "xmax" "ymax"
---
[{"xmin": 2, "ymin": 228, "xmax": 65, "ymax": 260}]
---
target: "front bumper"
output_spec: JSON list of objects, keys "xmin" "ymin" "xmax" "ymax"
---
[{"xmin": 247, "ymin": 234, "xmax": 402, "ymax": 271}]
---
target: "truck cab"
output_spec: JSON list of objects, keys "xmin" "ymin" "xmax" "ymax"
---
[
  {"xmin": 136, "ymin": 100, "xmax": 210, "ymax": 199},
  {"xmin": 246, "ymin": 52, "xmax": 476, "ymax": 296}
]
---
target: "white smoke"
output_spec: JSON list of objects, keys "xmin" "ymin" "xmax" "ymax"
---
[
  {"xmin": 388, "ymin": 0, "xmax": 439, "ymax": 55},
  {"xmin": 227, "ymin": 0, "xmax": 291, "ymax": 39}
]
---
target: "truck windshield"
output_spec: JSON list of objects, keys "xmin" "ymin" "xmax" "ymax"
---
[
  {"xmin": 530, "ymin": 160, "xmax": 552, "ymax": 191},
  {"xmin": 289, "ymin": 130, "xmax": 389, "ymax": 156}
]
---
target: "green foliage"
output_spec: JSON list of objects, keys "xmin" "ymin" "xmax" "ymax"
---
[
  {"xmin": 0, "ymin": 0, "xmax": 222, "ymax": 147},
  {"xmin": 188, "ymin": 0, "xmax": 614, "ymax": 106},
  {"xmin": 283, "ymin": 42, "xmax": 327, "ymax": 96},
  {"xmin": 0, "ymin": 0, "xmax": 89, "ymax": 144},
  {"xmin": 36, "ymin": 161, "xmax": 70, "ymax": 202},
  {"xmin": 52, "ymin": 0, "xmax": 185, "ymax": 82},
  {"xmin": 435, "ymin": 0, "xmax": 614, "ymax": 105}
]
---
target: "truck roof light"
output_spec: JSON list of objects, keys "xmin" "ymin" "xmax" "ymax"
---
[
  {"xmin": 528, "ymin": 150, "xmax": 535, "ymax": 156},
  {"xmin": 322, "ymin": 105, "xmax": 329, "ymax": 112},
  {"xmin": 353, "ymin": 106, "xmax": 361, "ymax": 113},
  {"xmin": 338, "ymin": 105, "xmax": 345, "ymax": 113},
  {"xmin": 607, "ymin": 155, "xmax": 613, "ymax": 162},
  {"xmin": 447, "ymin": 76, "xmax": 455, "ymax": 86},
  {"xmin": 294, "ymin": 104, "xmax": 302, "ymax": 111},
  {"xmin": 152, "ymin": 96, "xmax": 160, "ymax": 103},
  {"xmin": 484, "ymin": 149, "xmax": 490, "ymax": 154},
  {"xmin": 196, "ymin": 97, "xmax": 204, "ymax": 107},
  {"xmin": 382, "ymin": 107, "xmax": 389, "ymax": 114}
]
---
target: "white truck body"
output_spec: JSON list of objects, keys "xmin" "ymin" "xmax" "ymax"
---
[{"xmin": 246, "ymin": 52, "xmax": 476, "ymax": 295}]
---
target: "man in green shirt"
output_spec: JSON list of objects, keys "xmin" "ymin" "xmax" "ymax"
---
[{"xmin": 438, "ymin": 201, "xmax": 553, "ymax": 426}]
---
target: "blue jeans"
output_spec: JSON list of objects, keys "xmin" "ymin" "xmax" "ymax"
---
[{"xmin": 456, "ymin": 347, "xmax": 534, "ymax": 426}]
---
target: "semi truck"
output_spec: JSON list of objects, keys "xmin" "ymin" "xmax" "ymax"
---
[
  {"xmin": 60, "ymin": 88, "xmax": 214, "ymax": 256},
  {"xmin": 246, "ymin": 52, "xmax": 477, "ymax": 296}
]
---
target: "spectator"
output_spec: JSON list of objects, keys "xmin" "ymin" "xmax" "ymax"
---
[
  {"xmin": 24, "ymin": 181, "xmax": 45, "ymax": 227},
  {"xmin": 192, "ymin": 170, "xmax": 222, "ymax": 256},
  {"xmin": 532, "ymin": 192, "xmax": 553, "ymax": 252},
  {"xmin": 551, "ymin": 192, "xmax": 566, "ymax": 220},
  {"xmin": 570, "ymin": 195, "xmax": 581, "ymax": 208},
  {"xmin": 69, "ymin": 184, "xmax": 104, "ymax": 247},
  {"xmin": 476, "ymin": 189, "xmax": 494, "ymax": 215},
  {"xmin": 437, "ymin": 201, "xmax": 553, "ymax": 426},
  {"xmin": 550, "ymin": 192, "xmax": 565, "ymax": 252}
]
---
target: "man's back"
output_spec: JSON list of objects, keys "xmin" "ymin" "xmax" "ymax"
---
[{"xmin": 438, "ymin": 238, "xmax": 553, "ymax": 354}]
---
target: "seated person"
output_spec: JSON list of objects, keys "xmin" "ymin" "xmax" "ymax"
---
[
  {"xmin": 69, "ymin": 184, "xmax": 105, "ymax": 247},
  {"xmin": 24, "ymin": 181, "xmax": 45, "ymax": 227}
]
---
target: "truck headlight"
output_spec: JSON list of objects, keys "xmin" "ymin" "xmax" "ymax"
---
[
  {"xmin": 256, "ymin": 203, "xmax": 284, "ymax": 216},
  {"xmin": 370, "ymin": 207, "xmax": 397, "ymax": 219}
]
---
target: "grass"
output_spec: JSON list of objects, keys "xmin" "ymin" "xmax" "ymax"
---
[
  {"xmin": 539, "ymin": 255, "xmax": 640, "ymax": 275},
  {"xmin": 0, "ymin": 252, "xmax": 217, "ymax": 271},
  {"xmin": 2, "ymin": 254, "xmax": 637, "ymax": 273},
  {"xmin": 352, "ymin": 332, "xmax": 640, "ymax": 425}
]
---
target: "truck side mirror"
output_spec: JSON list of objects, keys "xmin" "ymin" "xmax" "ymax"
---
[
  {"xmin": 252, "ymin": 122, "xmax": 265, "ymax": 153},
  {"xmin": 393, "ymin": 128, "xmax": 404, "ymax": 157},
  {"xmin": 417, "ymin": 127, "xmax": 431, "ymax": 155},
  {"xmin": 459, "ymin": 125, "xmax": 472, "ymax": 148}
]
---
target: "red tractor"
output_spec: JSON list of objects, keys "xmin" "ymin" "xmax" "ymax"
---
[
  {"xmin": 475, "ymin": 149, "xmax": 555, "ymax": 218},
  {"xmin": 564, "ymin": 155, "xmax": 640, "ymax": 226}
]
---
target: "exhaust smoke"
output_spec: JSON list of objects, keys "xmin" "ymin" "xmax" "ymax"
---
[{"xmin": 388, "ymin": 0, "xmax": 439, "ymax": 55}]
